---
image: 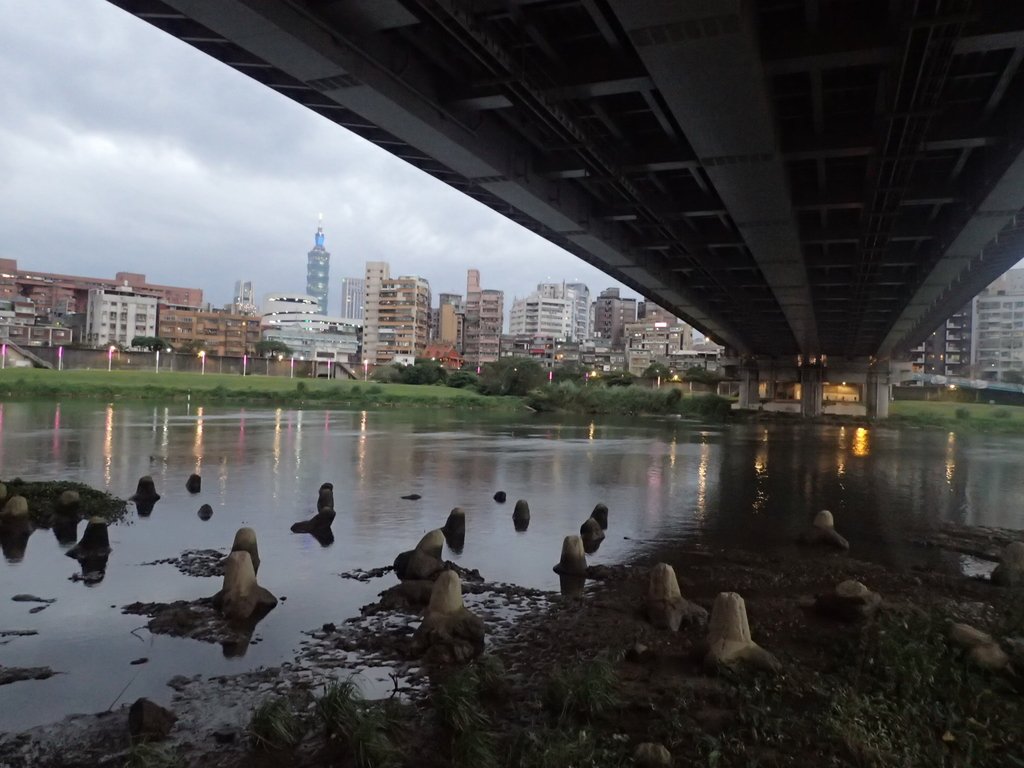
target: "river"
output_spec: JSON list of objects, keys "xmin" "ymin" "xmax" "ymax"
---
[{"xmin": 1, "ymin": 400, "xmax": 1023, "ymax": 731}]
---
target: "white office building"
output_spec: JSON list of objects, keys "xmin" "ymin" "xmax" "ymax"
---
[{"xmin": 85, "ymin": 287, "xmax": 158, "ymax": 348}]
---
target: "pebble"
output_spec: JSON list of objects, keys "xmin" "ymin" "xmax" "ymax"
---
[{"xmin": 130, "ymin": 658, "xmax": 149, "ymax": 666}]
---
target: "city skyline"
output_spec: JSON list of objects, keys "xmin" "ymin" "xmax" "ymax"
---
[{"xmin": 0, "ymin": 0, "xmax": 641, "ymax": 316}]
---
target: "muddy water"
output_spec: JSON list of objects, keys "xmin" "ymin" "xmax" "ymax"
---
[{"xmin": 1, "ymin": 400, "xmax": 1023, "ymax": 731}]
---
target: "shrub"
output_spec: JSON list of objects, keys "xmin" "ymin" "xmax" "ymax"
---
[
  {"xmin": 543, "ymin": 657, "xmax": 619, "ymax": 722},
  {"xmin": 954, "ymin": 407, "xmax": 971, "ymax": 420},
  {"xmin": 446, "ymin": 370, "xmax": 480, "ymax": 389},
  {"xmin": 316, "ymin": 681, "xmax": 400, "ymax": 768}
]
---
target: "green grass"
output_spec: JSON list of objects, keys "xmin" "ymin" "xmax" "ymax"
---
[
  {"xmin": 890, "ymin": 400, "xmax": 1024, "ymax": 432},
  {"xmin": 0, "ymin": 369, "xmax": 517, "ymax": 410},
  {"xmin": 247, "ymin": 697, "xmax": 304, "ymax": 751},
  {"xmin": 316, "ymin": 681, "xmax": 401, "ymax": 768},
  {"xmin": 542, "ymin": 656, "xmax": 620, "ymax": 723},
  {"xmin": 123, "ymin": 743, "xmax": 182, "ymax": 768}
]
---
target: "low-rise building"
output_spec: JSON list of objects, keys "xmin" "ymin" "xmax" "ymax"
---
[{"xmin": 158, "ymin": 305, "xmax": 262, "ymax": 357}]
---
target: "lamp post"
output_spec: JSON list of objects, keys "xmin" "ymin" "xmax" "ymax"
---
[
  {"xmin": 289, "ymin": 356, "xmax": 294, "ymax": 379},
  {"xmin": 108, "ymin": 345, "xmax": 115, "ymax": 372},
  {"xmin": 155, "ymin": 348, "xmax": 160, "ymax": 373},
  {"xmin": 199, "ymin": 349, "xmax": 206, "ymax": 375},
  {"xmin": 57, "ymin": 346, "xmax": 64, "ymax": 371},
  {"xmin": 1, "ymin": 343, "xmax": 5, "ymax": 369},
  {"xmin": 363, "ymin": 359, "xmax": 369, "ymax": 381},
  {"xmin": 242, "ymin": 354, "xmax": 247, "ymax": 377}
]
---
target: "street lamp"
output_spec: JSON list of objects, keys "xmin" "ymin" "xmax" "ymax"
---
[
  {"xmin": 198, "ymin": 349, "xmax": 206, "ymax": 375},
  {"xmin": 57, "ymin": 346, "xmax": 64, "ymax": 372},
  {"xmin": 155, "ymin": 348, "xmax": 160, "ymax": 373},
  {"xmin": 242, "ymin": 354, "xmax": 247, "ymax": 377},
  {"xmin": 1, "ymin": 343, "xmax": 5, "ymax": 369},
  {"xmin": 289, "ymin": 356, "xmax": 294, "ymax": 379},
  {"xmin": 363, "ymin": 359, "xmax": 369, "ymax": 381},
  {"xmin": 108, "ymin": 345, "xmax": 115, "ymax": 372}
]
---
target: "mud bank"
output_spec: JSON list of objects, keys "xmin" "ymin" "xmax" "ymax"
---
[{"xmin": 2, "ymin": 526, "xmax": 1023, "ymax": 768}]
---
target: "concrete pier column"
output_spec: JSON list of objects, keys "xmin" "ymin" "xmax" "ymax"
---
[
  {"xmin": 866, "ymin": 364, "xmax": 891, "ymax": 419},
  {"xmin": 738, "ymin": 362, "xmax": 760, "ymax": 409},
  {"xmin": 800, "ymin": 364, "xmax": 823, "ymax": 418}
]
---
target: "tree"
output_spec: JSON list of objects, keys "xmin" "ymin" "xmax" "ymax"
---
[
  {"xmin": 478, "ymin": 357, "xmax": 544, "ymax": 396},
  {"xmin": 446, "ymin": 370, "xmax": 479, "ymax": 389},
  {"xmin": 682, "ymin": 366, "xmax": 721, "ymax": 385},
  {"xmin": 255, "ymin": 339, "xmax": 292, "ymax": 358},
  {"xmin": 641, "ymin": 362, "xmax": 671, "ymax": 380},
  {"xmin": 131, "ymin": 336, "xmax": 172, "ymax": 352},
  {"xmin": 399, "ymin": 361, "xmax": 447, "ymax": 385},
  {"xmin": 602, "ymin": 370, "xmax": 636, "ymax": 387},
  {"xmin": 552, "ymin": 361, "xmax": 586, "ymax": 384},
  {"xmin": 178, "ymin": 339, "xmax": 208, "ymax": 354}
]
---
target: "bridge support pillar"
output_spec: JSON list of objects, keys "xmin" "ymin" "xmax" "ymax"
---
[
  {"xmin": 800, "ymin": 364, "xmax": 823, "ymax": 418},
  {"xmin": 738, "ymin": 363, "xmax": 760, "ymax": 409},
  {"xmin": 866, "ymin": 364, "xmax": 892, "ymax": 419}
]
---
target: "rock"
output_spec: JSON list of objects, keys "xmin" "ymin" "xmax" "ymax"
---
[
  {"xmin": 317, "ymin": 483, "xmax": 334, "ymax": 513},
  {"xmin": 66, "ymin": 517, "xmax": 111, "ymax": 560},
  {"xmin": 969, "ymin": 642, "xmax": 1010, "ymax": 671},
  {"xmin": 705, "ymin": 592, "xmax": 780, "ymax": 672},
  {"xmin": 991, "ymin": 541, "xmax": 1024, "ymax": 587},
  {"xmin": 0, "ymin": 495, "xmax": 29, "ymax": 522},
  {"xmin": 553, "ymin": 535, "xmax": 588, "ymax": 576},
  {"xmin": 0, "ymin": 666, "xmax": 57, "ymax": 686},
  {"xmin": 56, "ymin": 490, "xmax": 80, "ymax": 515},
  {"xmin": 401, "ymin": 493, "xmax": 422, "ymax": 500},
  {"xmin": 130, "ymin": 657, "xmax": 148, "ymax": 665},
  {"xmin": 798, "ymin": 509, "xmax": 850, "ymax": 550},
  {"xmin": 213, "ymin": 728, "xmax": 237, "ymax": 744},
  {"xmin": 377, "ymin": 580, "xmax": 435, "ymax": 611},
  {"xmin": 512, "ymin": 499, "xmax": 530, "ymax": 531},
  {"xmin": 416, "ymin": 529, "xmax": 445, "ymax": 560},
  {"xmin": 185, "ymin": 474, "xmax": 202, "ymax": 494},
  {"xmin": 197, "ymin": 504, "xmax": 213, "ymax": 521},
  {"xmin": 811, "ymin": 580, "xmax": 882, "ymax": 622},
  {"xmin": 625, "ymin": 643, "xmax": 652, "ymax": 663},
  {"xmin": 128, "ymin": 697, "xmax": 177, "ymax": 742},
  {"xmin": 580, "ymin": 516, "xmax": 605, "ymax": 554},
  {"xmin": 591, "ymin": 503, "xmax": 609, "ymax": 530},
  {"xmin": 291, "ymin": 507, "xmax": 336, "ymax": 535},
  {"xmin": 0, "ymin": 524, "xmax": 31, "ymax": 563},
  {"xmin": 211, "ymin": 551, "xmax": 277, "ymax": 622},
  {"xmin": 130, "ymin": 476, "xmax": 161, "ymax": 515},
  {"xmin": 0, "ymin": 483, "xmax": 6, "ymax": 504},
  {"xmin": 634, "ymin": 743, "xmax": 672, "ymax": 768},
  {"xmin": 412, "ymin": 571, "xmax": 485, "ymax": 664},
  {"xmin": 493, "ymin": 491, "xmax": 506, "ymax": 503},
  {"xmin": 949, "ymin": 622, "xmax": 992, "ymax": 649},
  {"xmin": 11, "ymin": 595, "xmax": 55, "ymax": 604},
  {"xmin": 394, "ymin": 548, "xmax": 444, "ymax": 581},
  {"xmin": 230, "ymin": 527, "xmax": 260, "ymax": 574},
  {"xmin": 442, "ymin": 507, "xmax": 466, "ymax": 538},
  {"xmin": 646, "ymin": 562, "xmax": 707, "ymax": 631},
  {"xmin": 558, "ymin": 573, "xmax": 587, "ymax": 597}
]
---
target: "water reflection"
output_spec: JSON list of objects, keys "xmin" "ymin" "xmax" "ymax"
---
[{"xmin": 853, "ymin": 427, "xmax": 870, "ymax": 457}]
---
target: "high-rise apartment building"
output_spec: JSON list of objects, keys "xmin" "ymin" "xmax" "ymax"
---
[
  {"xmin": 84, "ymin": 287, "xmax": 158, "ymax": 348},
  {"xmin": 971, "ymin": 268, "xmax": 1024, "ymax": 381},
  {"xmin": 305, "ymin": 216, "xmax": 330, "ymax": 315},
  {"xmin": 509, "ymin": 292, "xmax": 574, "ymax": 338},
  {"xmin": 376, "ymin": 275, "xmax": 431, "ymax": 364},
  {"xmin": 340, "ymin": 277, "xmax": 365, "ymax": 321},
  {"xmin": 362, "ymin": 261, "xmax": 389, "ymax": 363},
  {"xmin": 564, "ymin": 282, "xmax": 591, "ymax": 340},
  {"xmin": 435, "ymin": 293, "xmax": 463, "ymax": 346},
  {"xmin": 593, "ymin": 287, "xmax": 637, "ymax": 347},
  {"xmin": 462, "ymin": 269, "xmax": 503, "ymax": 365}
]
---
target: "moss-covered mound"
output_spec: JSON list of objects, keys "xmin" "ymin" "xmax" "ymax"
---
[{"xmin": 0, "ymin": 478, "xmax": 128, "ymax": 527}]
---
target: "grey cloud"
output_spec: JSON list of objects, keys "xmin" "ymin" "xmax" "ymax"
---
[{"xmin": 0, "ymin": 0, "xmax": 637, "ymax": 311}]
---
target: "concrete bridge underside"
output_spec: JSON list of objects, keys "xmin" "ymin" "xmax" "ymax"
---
[{"xmin": 107, "ymin": 0, "xmax": 1024, "ymax": 365}]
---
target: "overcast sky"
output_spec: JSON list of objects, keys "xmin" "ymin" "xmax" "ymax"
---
[{"xmin": 0, "ymin": 0, "xmax": 639, "ymax": 314}]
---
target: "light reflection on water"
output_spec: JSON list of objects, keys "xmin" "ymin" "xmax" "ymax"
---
[{"xmin": 1, "ymin": 401, "xmax": 1024, "ymax": 731}]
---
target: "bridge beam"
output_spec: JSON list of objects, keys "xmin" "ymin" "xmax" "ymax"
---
[{"xmin": 606, "ymin": 0, "xmax": 818, "ymax": 356}]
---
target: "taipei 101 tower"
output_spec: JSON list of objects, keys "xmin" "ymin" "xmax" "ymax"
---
[{"xmin": 306, "ymin": 214, "xmax": 330, "ymax": 314}]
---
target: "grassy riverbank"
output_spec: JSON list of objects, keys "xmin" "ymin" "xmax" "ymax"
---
[
  {"xmin": 0, "ymin": 369, "xmax": 518, "ymax": 410},
  {"xmin": 889, "ymin": 400, "xmax": 1024, "ymax": 433}
]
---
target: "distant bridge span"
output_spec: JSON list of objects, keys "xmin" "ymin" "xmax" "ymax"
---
[{"xmin": 107, "ymin": 0, "xmax": 1024, "ymax": 360}]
